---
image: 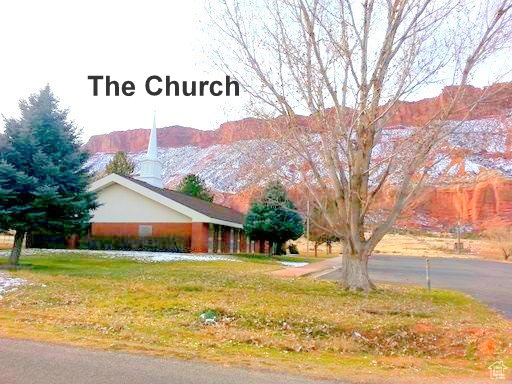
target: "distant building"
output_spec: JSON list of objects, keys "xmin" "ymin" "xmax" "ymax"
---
[{"xmin": 88, "ymin": 114, "xmax": 264, "ymax": 254}]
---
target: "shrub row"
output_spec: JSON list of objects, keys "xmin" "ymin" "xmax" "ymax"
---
[
  {"xmin": 79, "ymin": 235, "xmax": 190, "ymax": 253},
  {"xmin": 26, "ymin": 233, "xmax": 69, "ymax": 249}
]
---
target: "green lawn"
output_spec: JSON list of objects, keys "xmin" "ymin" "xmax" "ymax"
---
[
  {"xmin": 232, "ymin": 252, "xmax": 320, "ymax": 263},
  {"xmin": 1, "ymin": 252, "xmax": 510, "ymax": 383}
]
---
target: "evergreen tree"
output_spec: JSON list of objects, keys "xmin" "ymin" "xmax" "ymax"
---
[
  {"xmin": 177, "ymin": 174, "xmax": 214, "ymax": 202},
  {"xmin": 244, "ymin": 181, "xmax": 304, "ymax": 255},
  {"xmin": 104, "ymin": 151, "xmax": 135, "ymax": 177},
  {"xmin": 0, "ymin": 133, "xmax": 6, "ymax": 150},
  {"xmin": 0, "ymin": 86, "xmax": 98, "ymax": 265}
]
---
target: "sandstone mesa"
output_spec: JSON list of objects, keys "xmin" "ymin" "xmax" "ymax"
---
[{"xmin": 85, "ymin": 84, "xmax": 512, "ymax": 230}]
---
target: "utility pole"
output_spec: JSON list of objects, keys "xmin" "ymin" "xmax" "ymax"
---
[
  {"xmin": 306, "ymin": 200, "xmax": 310, "ymax": 256},
  {"xmin": 425, "ymin": 256, "xmax": 431, "ymax": 293},
  {"xmin": 456, "ymin": 183, "xmax": 462, "ymax": 254},
  {"xmin": 457, "ymin": 216, "xmax": 462, "ymax": 254}
]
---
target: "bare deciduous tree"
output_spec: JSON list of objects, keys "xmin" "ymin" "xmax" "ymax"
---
[
  {"xmin": 484, "ymin": 226, "xmax": 512, "ymax": 260},
  {"xmin": 209, "ymin": 0, "xmax": 512, "ymax": 290}
]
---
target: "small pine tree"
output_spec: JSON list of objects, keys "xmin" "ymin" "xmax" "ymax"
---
[
  {"xmin": 244, "ymin": 181, "xmax": 304, "ymax": 255},
  {"xmin": 0, "ymin": 86, "xmax": 98, "ymax": 265},
  {"xmin": 104, "ymin": 151, "xmax": 135, "ymax": 177},
  {"xmin": 177, "ymin": 174, "xmax": 214, "ymax": 202}
]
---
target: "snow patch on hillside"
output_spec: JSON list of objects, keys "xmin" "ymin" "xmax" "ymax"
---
[
  {"xmin": 87, "ymin": 139, "xmax": 284, "ymax": 193},
  {"xmin": 86, "ymin": 117, "xmax": 512, "ymax": 195}
]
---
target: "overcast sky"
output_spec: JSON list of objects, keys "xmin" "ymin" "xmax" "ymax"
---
[
  {"xmin": 0, "ymin": 0, "xmax": 248, "ymax": 142},
  {"xmin": 0, "ymin": 1, "xmax": 509, "ymax": 143}
]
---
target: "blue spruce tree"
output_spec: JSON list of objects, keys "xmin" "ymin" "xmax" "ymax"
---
[{"xmin": 0, "ymin": 86, "xmax": 97, "ymax": 265}]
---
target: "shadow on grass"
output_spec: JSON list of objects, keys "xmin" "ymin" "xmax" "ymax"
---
[
  {"xmin": 0, "ymin": 254, "xmax": 143, "ymax": 278},
  {"xmin": 234, "ymin": 253, "xmax": 317, "ymax": 264},
  {"xmin": 0, "ymin": 259, "xmax": 70, "ymax": 273}
]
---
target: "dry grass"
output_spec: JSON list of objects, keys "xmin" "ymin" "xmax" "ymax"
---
[
  {"xmin": 0, "ymin": 252, "xmax": 511, "ymax": 383},
  {"xmin": 292, "ymin": 233, "xmax": 506, "ymax": 261},
  {"xmin": 0, "ymin": 233, "xmax": 14, "ymax": 250}
]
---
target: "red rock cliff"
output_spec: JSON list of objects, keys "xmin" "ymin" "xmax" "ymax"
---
[
  {"xmin": 85, "ymin": 118, "xmax": 269, "ymax": 153},
  {"xmin": 85, "ymin": 83, "xmax": 512, "ymax": 230},
  {"xmin": 85, "ymin": 83, "xmax": 512, "ymax": 153},
  {"xmin": 404, "ymin": 174, "xmax": 512, "ymax": 230}
]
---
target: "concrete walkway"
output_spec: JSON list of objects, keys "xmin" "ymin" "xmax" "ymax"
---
[{"xmin": 271, "ymin": 255, "xmax": 342, "ymax": 278}]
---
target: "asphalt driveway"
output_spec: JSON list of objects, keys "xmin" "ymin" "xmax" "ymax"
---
[
  {"xmin": 323, "ymin": 255, "xmax": 512, "ymax": 318},
  {"xmin": 0, "ymin": 338, "xmax": 342, "ymax": 384}
]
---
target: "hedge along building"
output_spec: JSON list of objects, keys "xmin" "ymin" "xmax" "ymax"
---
[{"xmin": 89, "ymin": 114, "xmax": 253, "ymax": 253}]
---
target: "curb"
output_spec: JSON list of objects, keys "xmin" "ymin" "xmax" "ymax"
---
[{"xmin": 307, "ymin": 265, "xmax": 341, "ymax": 279}]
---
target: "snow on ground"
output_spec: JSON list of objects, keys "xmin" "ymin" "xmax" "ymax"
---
[
  {"xmin": 0, "ymin": 249, "xmax": 238, "ymax": 263},
  {"xmin": 278, "ymin": 261, "xmax": 309, "ymax": 267},
  {"xmin": 0, "ymin": 249, "xmax": 309, "ymax": 268},
  {"xmin": 0, "ymin": 273, "xmax": 26, "ymax": 299},
  {"xmin": 99, "ymin": 250, "xmax": 239, "ymax": 262}
]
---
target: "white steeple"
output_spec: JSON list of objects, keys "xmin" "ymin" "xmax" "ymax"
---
[
  {"xmin": 147, "ymin": 112, "xmax": 158, "ymax": 158},
  {"xmin": 136, "ymin": 112, "xmax": 164, "ymax": 188}
]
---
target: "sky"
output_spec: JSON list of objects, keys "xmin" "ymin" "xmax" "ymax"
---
[
  {"xmin": 0, "ymin": 1, "xmax": 509, "ymax": 144},
  {"xmin": 0, "ymin": 0, "xmax": 247, "ymax": 143}
]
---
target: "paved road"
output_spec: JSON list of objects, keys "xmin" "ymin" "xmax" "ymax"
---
[
  {"xmin": 323, "ymin": 255, "xmax": 512, "ymax": 318},
  {"xmin": 0, "ymin": 338, "xmax": 343, "ymax": 384}
]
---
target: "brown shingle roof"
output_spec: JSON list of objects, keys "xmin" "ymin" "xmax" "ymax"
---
[{"xmin": 123, "ymin": 175, "xmax": 245, "ymax": 225}]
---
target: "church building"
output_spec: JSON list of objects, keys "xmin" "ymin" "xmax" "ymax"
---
[{"xmin": 89, "ymin": 115, "xmax": 255, "ymax": 254}]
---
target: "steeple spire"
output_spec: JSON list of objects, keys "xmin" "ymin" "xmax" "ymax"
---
[
  {"xmin": 135, "ymin": 112, "xmax": 164, "ymax": 188},
  {"xmin": 147, "ymin": 111, "xmax": 158, "ymax": 158}
]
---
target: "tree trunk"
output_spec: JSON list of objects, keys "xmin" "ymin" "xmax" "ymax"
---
[
  {"xmin": 259, "ymin": 241, "xmax": 265, "ymax": 254},
  {"xmin": 273, "ymin": 241, "xmax": 284, "ymax": 255},
  {"xmin": 9, "ymin": 231, "xmax": 25, "ymax": 266},
  {"xmin": 314, "ymin": 243, "xmax": 318, "ymax": 257},
  {"xmin": 338, "ymin": 245, "xmax": 375, "ymax": 292}
]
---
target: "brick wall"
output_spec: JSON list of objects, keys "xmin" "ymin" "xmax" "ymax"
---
[
  {"xmin": 221, "ymin": 227, "xmax": 230, "ymax": 253},
  {"xmin": 91, "ymin": 223, "xmax": 192, "ymax": 238},
  {"xmin": 241, "ymin": 233, "xmax": 249, "ymax": 253},
  {"xmin": 191, "ymin": 223, "xmax": 209, "ymax": 253},
  {"xmin": 90, "ymin": 223, "xmax": 250, "ymax": 254}
]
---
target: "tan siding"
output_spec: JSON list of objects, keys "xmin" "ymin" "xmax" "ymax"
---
[{"xmin": 91, "ymin": 184, "xmax": 192, "ymax": 223}]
